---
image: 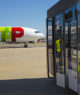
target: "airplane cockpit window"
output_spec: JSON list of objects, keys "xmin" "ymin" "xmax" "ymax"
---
[{"xmin": 35, "ymin": 31, "xmax": 40, "ymax": 33}]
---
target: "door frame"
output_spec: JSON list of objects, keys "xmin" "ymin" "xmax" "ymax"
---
[{"xmin": 46, "ymin": 17, "xmax": 56, "ymax": 78}]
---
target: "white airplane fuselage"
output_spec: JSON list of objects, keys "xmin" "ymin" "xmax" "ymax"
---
[{"xmin": 0, "ymin": 27, "xmax": 44, "ymax": 43}]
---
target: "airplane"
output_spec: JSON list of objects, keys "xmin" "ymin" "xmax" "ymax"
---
[{"xmin": 0, "ymin": 27, "xmax": 44, "ymax": 47}]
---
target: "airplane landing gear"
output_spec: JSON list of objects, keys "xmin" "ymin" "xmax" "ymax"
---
[
  {"xmin": 24, "ymin": 44, "xmax": 28, "ymax": 48},
  {"xmin": 24, "ymin": 43, "xmax": 28, "ymax": 48}
]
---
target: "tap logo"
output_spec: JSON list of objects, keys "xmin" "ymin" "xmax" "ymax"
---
[
  {"xmin": 0, "ymin": 27, "xmax": 24, "ymax": 42},
  {"xmin": 12, "ymin": 27, "xmax": 24, "ymax": 42}
]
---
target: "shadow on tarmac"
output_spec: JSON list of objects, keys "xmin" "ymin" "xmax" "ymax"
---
[{"xmin": 0, "ymin": 78, "xmax": 76, "ymax": 95}]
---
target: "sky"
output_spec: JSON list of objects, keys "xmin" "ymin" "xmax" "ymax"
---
[{"xmin": 0, "ymin": 0, "xmax": 59, "ymax": 36}]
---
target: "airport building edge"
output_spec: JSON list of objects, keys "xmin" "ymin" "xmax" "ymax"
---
[{"xmin": 47, "ymin": 0, "xmax": 80, "ymax": 94}]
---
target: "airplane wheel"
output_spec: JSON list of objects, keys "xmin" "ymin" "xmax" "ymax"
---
[{"xmin": 24, "ymin": 44, "xmax": 28, "ymax": 48}]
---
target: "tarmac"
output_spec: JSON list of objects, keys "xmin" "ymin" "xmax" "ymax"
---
[
  {"xmin": 0, "ymin": 46, "xmax": 76, "ymax": 95},
  {"xmin": 0, "ymin": 47, "xmax": 47, "ymax": 80},
  {"xmin": 0, "ymin": 78, "xmax": 76, "ymax": 95}
]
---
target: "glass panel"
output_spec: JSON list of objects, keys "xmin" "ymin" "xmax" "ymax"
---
[
  {"xmin": 47, "ymin": 18, "xmax": 54, "ymax": 77},
  {"xmin": 55, "ymin": 14, "xmax": 65, "ymax": 88},
  {"xmin": 48, "ymin": 49, "xmax": 53, "ymax": 54},
  {"xmin": 48, "ymin": 36, "xmax": 52, "ymax": 46},
  {"xmin": 77, "ymin": 1, "xmax": 80, "ymax": 95},
  {"xmin": 65, "ymin": 5, "xmax": 77, "ymax": 92},
  {"xmin": 48, "ymin": 21, "xmax": 52, "ymax": 36},
  {"xmin": 77, "ymin": 2, "xmax": 80, "ymax": 73},
  {"xmin": 48, "ymin": 53, "xmax": 54, "ymax": 77},
  {"xmin": 48, "ymin": 20, "xmax": 52, "ymax": 48},
  {"xmin": 71, "ymin": 20, "xmax": 77, "ymax": 72},
  {"xmin": 55, "ymin": 14, "xmax": 64, "ymax": 74},
  {"xmin": 48, "ymin": 30, "xmax": 52, "ymax": 36},
  {"xmin": 65, "ymin": 23, "xmax": 68, "ymax": 77}
]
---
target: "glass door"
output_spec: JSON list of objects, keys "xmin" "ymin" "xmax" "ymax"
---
[
  {"xmin": 65, "ymin": 6, "xmax": 78, "ymax": 92},
  {"xmin": 47, "ymin": 18, "xmax": 55, "ymax": 78},
  {"xmin": 55, "ymin": 14, "xmax": 65, "ymax": 88}
]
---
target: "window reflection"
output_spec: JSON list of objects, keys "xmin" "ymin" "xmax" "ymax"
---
[
  {"xmin": 48, "ymin": 19, "xmax": 52, "ymax": 48},
  {"xmin": 55, "ymin": 14, "xmax": 64, "ymax": 74},
  {"xmin": 71, "ymin": 20, "xmax": 77, "ymax": 71},
  {"xmin": 65, "ymin": 6, "xmax": 77, "ymax": 71},
  {"xmin": 65, "ymin": 5, "xmax": 78, "ymax": 92},
  {"xmin": 77, "ymin": 2, "xmax": 80, "ymax": 73},
  {"xmin": 47, "ymin": 18, "xmax": 54, "ymax": 77}
]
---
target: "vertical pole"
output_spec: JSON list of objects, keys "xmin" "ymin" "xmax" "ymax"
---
[
  {"xmin": 46, "ymin": 18, "xmax": 49, "ymax": 78},
  {"xmin": 52, "ymin": 17, "xmax": 56, "ymax": 78}
]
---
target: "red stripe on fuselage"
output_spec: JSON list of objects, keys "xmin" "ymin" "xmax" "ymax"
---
[{"xmin": 12, "ymin": 27, "xmax": 24, "ymax": 42}]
